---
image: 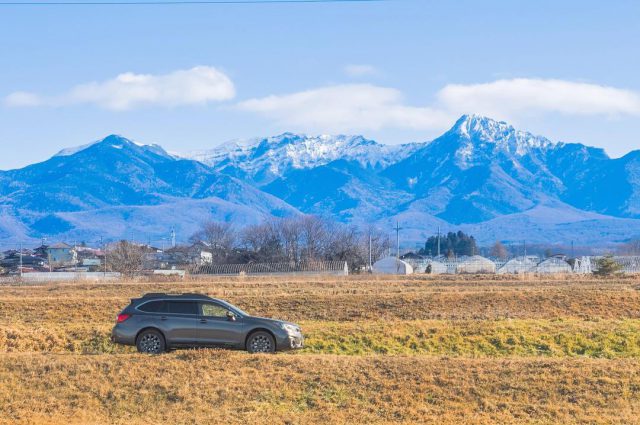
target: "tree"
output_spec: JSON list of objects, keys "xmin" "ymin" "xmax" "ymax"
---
[
  {"xmin": 490, "ymin": 241, "xmax": 508, "ymax": 259},
  {"xmin": 421, "ymin": 231, "xmax": 478, "ymax": 257},
  {"xmin": 241, "ymin": 220, "xmax": 283, "ymax": 262},
  {"xmin": 364, "ymin": 225, "xmax": 391, "ymax": 265},
  {"xmin": 107, "ymin": 241, "xmax": 145, "ymax": 277},
  {"xmin": 594, "ymin": 255, "xmax": 623, "ymax": 277},
  {"xmin": 325, "ymin": 224, "xmax": 364, "ymax": 271},
  {"xmin": 190, "ymin": 221, "xmax": 236, "ymax": 262},
  {"xmin": 280, "ymin": 217, "xmax": 304, "ymax": 262},
  {"xmin": 299, "ymin": 215, "xmax": 328, "ymax": 261}
]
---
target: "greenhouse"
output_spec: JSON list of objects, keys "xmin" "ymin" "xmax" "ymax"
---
[
  {"xmin": 372, "ymin": 257, "xmax": 414, "ymax": 275},
  {"xmin": 534, "ymin": 257, "xmax": 572, "ymax": 274},
  {"xmin": 455, "ymin": 255, "xmax": 496, "ymax": 274},
  {"xmin": 497, "ymin": 256, "xmax": 537, "ymax": 274}
]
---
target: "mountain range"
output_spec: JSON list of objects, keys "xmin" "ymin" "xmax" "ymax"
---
[{"xmin": 1, "ymin": 114, "xmax": 639, "ymax": 248}]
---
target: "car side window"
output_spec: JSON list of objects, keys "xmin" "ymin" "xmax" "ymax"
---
[
  {"xmin": 167, "ymin": 301, "xmax": 198, "ymax": 315},
  {"xmin": 138, "ymin": 300, "xmax": 167, "ymax": 313},
  {"xmin": 201, "ymin": 302, "xmax": 231, "ymax": 318}
]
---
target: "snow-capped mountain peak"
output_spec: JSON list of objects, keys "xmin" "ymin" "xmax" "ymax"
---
[
  {"xmin": 448, "ymin": 114, "xmax": 553, "ymax": 156},
  {"xmin": 54, "ymin": 134, "xmax": 173, "ymax": 159},
  {"xmin": 184, "ymin": 133, "xmax": 423, "ymax": 183}
]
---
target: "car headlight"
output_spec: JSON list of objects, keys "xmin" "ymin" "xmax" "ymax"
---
[{"xmin": 281, "ymin": 323, "xmax": 300, "ymax": 334}]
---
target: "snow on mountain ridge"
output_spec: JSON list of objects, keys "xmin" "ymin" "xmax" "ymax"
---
[
  {"xmin": 54, "ymin": 134, "xmax": 172, "ymax": 158},
  {"xmin": 185, "ymin": 133, "xmax": 424, "ymax": 181},
  {"xmin": 451, "ymin": 114, "xmax": 554, "ymax": 156}
]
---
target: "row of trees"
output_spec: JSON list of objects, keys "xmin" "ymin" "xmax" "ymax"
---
[
  {"xmin": 106, "ymin": 216, "xmax": 392, "ymax": 275},
  {"xmin": 189, "ymin": 215, "xmax": 391, "ymax": 271}
]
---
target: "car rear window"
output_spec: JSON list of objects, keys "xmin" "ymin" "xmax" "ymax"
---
[
  {"xmin": 137, "ymin": 300, "xmax": 167, "ymax": 313},
  {"xmin": 167, "ymin": 301, "xmax": 198, "ymax": 315}
]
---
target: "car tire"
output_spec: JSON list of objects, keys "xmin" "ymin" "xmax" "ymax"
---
[
  {"xmin": 246, "ymin": 331, "xmax": 276, "ymax": 354},
  {"xmin": 136, "ymin": 329, "xmax": 166, "ymax": 354}
]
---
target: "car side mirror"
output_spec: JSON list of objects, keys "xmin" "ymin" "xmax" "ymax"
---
[{"xmin": 226, "ymin": 311, "xmax": 236, "ymax": 321}]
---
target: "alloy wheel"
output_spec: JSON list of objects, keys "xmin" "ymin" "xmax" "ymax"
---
[
  {"xmin": 140, "ymin": 333, "xmax": 162, "ymax": 353},
  {"xmin": 250, "ymin": 334, "xmax": 273, "ymax": 353}
]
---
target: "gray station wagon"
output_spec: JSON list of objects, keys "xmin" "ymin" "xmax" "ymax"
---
[{"xmin": 111, "ymin": 293, "xmax": 304, "ymax": 354}]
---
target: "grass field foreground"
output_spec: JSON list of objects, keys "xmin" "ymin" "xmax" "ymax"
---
[{"xmin": 1, "ymin": 275, "xmax": 639, "ymax": 424}]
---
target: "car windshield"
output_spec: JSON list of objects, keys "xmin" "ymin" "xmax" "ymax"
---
[{"xmin": 216, "ymin": 299, "xmax": 249, "ymax": 317}]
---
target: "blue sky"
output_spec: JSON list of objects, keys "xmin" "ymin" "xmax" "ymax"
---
[{"xmin": 1, "ymin": 0, "xmax": 639, "ymax": 169}]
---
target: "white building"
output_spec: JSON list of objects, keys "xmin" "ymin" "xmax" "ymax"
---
[{"xmin": 372, "ymin": 257, "xmax": 414, "ymax": 275}]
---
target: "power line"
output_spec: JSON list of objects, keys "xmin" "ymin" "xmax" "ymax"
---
[{"xmin": 0, "ymin": 0, "xmax": 386, "ymax": 5}]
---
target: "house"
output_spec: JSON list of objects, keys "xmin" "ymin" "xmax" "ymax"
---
[
  {"xmin": 0, "ymin": 251, "xmax": 46, "ymax": 273},
  {"xmin": 46, "ymin": 243, "xmax": 77, "ymax": 267}
]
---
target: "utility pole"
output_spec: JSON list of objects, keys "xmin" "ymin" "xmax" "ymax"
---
[
  {"xmin": 19, "ymin": 243, "xmax": 23, "ymax": 279},
  {"xmin": 523, "ymin": 240, "xmax": 527, "ymax": 258},
  {"xmin": 437, "ymin": 226, "xmax": 441, "ymax": 258},
  {"xmin": 101, "ymin": 237, "xmax": 107, "ymax": 276},
  {"xmin": 171, "ymin": 227, "xmax": 176, "ymax": 248},
  {"xmin": 571, "ymin": 240, "xmax": 575, "ymax": 258},
  {"xmin": 394, "ymin": 221, "xmax": 401, "ymax": 259},
  {"xmin": 368, "ymin": 232, "xmax": 372, "ymax": 272}
]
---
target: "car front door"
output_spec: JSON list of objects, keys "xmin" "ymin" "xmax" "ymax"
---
[
  {"xmin": 197, "ymin": 302, "xmax": 245, "ymax": 348},
  {"xmin": 163, "ymin": 301, "xmax": 200, "ymax": 345}
]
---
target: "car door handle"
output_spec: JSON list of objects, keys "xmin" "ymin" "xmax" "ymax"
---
[
  {"xmin": 200, "ymin": 319, "xmax": 207, "ymax": 323},
  {"xmin": 160, "ymin": 316, "xmax": 168, "ymax": 321}
]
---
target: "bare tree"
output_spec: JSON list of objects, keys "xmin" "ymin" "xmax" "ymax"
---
[
  {"xmin": 490, "ymin": 241, "xmax": 508, "ymax": 259},
  {"xmin": 191, "ymin": 221, "xmax": 236, "ymax": 261},
  {"xmin": 365, "ymin": 225, "xmax": 391, "ymax": 264},
  {"xmin": 107, "ymin": 241, "xmax": 145, "ymax": 277},
  {"xmin": 325, "ymin": 224, "xmax": 364, "ymax": 271},
  {"xmin": 299, "ymin": 215, "xmax": 328, "ymax": 261},
  {"xmin": 241, "ymin": 219, "xmax": 284, "ymax": 262},
  {"xmin": 280, "ymin": 217, "xmax": 304, "ymax": 263}
]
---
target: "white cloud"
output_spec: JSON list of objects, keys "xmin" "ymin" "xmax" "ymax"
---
[
  {"xmin": 344, "ymin": 64, "xmax": 378, "ymax": 77},
  {"xmin": 437, "ymin": 78, "xmax": 640, "ymax": 120},
  {"xmin": 239, "ymin": 78, "xmax": 640, "ymax": 135},
  {"xmin": 238, "ymin": 84, "xmax": 453, "ymax": 133},
  {"xmin": 4, "ymin": 91, "xmax": 43, "ymax": 107},
  {"xmin": 3, "ymin": 66, "xmax": 235, "ymax": 110}
]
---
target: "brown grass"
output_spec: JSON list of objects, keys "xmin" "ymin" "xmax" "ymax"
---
[
  {"xmin": 2, "ymin": 275, "xmax": 639, "ymax": 323},
  {"xmin": 1, "ymin": 352, "xmax": 639, "ymax": 425},
  {"xmin": 1, "ymin": 274, "xmax": 639, "ymax": 424}
]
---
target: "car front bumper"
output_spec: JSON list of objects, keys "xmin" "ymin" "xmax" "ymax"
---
[
  {"xmin": 274, "ymin": 331, "xmax": 304, "ymax": 351},
  {"xmin": 288, "ymin": 334, "xmax": 304, "ymax": 349}
]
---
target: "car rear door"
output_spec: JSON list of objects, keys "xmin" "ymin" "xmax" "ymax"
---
[
  {"xmin": 163, "ymin": 301, "xmax": 200, "ymax": 345},
  {"xmin": 196, "ymin": 302, "xmax": 245, "ymax": 348}
]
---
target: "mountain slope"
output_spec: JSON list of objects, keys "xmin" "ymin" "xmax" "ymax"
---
[
  {"xmin": 0, "ymin": 135, "xmax": 299, "ymax": 244},
  {"xmin": 382, "ymin": 115, "xmax": 565, "ymax": 223},
  {"xmin": 2, "ymin": 117, "xmax": 640, "ymax": 247}
]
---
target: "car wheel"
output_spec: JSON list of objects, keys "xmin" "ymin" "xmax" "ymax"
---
[
  {"xmin": 246, "ymin": 331, "xmax": 275, "ymax": 353},
  {"xmin": 136, "ymin": 329, "xmax": 166, "ymax": 354}
]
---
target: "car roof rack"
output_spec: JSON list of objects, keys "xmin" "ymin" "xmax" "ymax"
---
[{"xmin": 141, "ymin": 292, "xmax": 211, "ymax": 299}]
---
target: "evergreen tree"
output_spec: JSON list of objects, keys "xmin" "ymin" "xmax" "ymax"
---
[
  {"xmin": 421, "ymin": 231, "xmax": 478, "ymax": 257},
  {"xmin": 594, "ymin": 255, "xmax": 623, "ymax": 276}
]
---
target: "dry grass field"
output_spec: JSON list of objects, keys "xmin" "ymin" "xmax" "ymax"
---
[{"xmin": 1, "ymin": 274, "xmax": 640, "ymax": 424}]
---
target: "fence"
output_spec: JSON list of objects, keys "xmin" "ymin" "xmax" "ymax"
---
[
  {"xmin": 15, "ymin": 272, "xmax": 122, "ymax": 283},
  {"xmin": 188, "ymin": 260, "xmax": 349, "ymax": 276}
]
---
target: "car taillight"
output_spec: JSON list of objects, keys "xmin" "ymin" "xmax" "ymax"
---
[{"xmin": 116, "ymin": 313, "xmax": 131, "ymax": 323}]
